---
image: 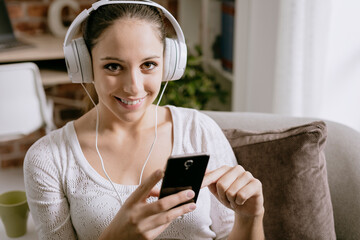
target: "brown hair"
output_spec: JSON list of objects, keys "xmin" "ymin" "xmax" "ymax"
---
[{"xmin": 81, "ymin": 1, "xmax": 167, "ymax": 112}]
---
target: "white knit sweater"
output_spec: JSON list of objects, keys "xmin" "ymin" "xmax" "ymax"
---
[{"xmin": 24, "ymin": 106, "xmax": 237, "ymax": 240}]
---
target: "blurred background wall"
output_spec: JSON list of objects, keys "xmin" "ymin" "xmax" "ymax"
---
[
  {"xmin": 1, "ymin": 0, "xmax": 360, "ymax": 168},
  {"xmin": 179, "ymin": 0, "xmax": 360, "ymax": 132},
  {"xmin": 5, "ymin": 0, "xmax": 177, "ymax": 35}
]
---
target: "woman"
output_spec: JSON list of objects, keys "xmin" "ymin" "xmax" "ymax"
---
[{"xmin": 24, "ymin": 1, "xmax": 265, "ymax": 239}]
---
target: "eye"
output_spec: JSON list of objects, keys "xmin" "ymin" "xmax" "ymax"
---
[
  {"xmin": 104, "ymin": 63, "xmax": 122, "ymax": 72},
  {"xmin": 141, "ymin": 61, "xmax": 158, "ymax": 71}
]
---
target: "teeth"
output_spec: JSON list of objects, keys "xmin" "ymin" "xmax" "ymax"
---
[{"xmin": 119, "ymin": 98, "xmax": 143, "ymax": 105}]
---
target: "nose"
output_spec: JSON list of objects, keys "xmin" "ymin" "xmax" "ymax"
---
[{"xmin": 123, "ymin": 68, "xmax": 143, "ymax": 95}]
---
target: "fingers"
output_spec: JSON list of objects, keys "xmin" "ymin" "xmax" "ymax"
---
[
  {"xmin": 236, "ymin": 179, "xmax": 262, "ymax": 204},
  {"xmin": 134, "ymin": 201, "xmax": 196, "ymax": 239},
  {"xmin": 233, "ymin": 179, "xmax": 264, "ymax": 217},
  {"xmin": 126, "ymin": 169, "xmax": 164, "ymax": 206},
  {"xmin": 215, "ymin": 165, "xmax": 246, "ymax": 204},
  {"xmin": 141, "ymin": 199, "xmax": 196, "ymax": 232},
  {"xmin": 128, "ymin": 189, "xmax": 197, "ymax": 235},
  {"xmin": 203, "ymin": 165, "xmax": 264, "ymax": 217},
  {"xmin": 148, "ymin": 186, "xmax": 160, "ymax": 198},
  {"xmin": 112, "ymin": 170, "xmax": 199, "ymax": 239},
  {"xmin": 201, "ymin": 165, "xmax": 232, "ymax": 188},
  {"xmin": 140, "ymin": 189, "xmax": 196, "ymax": 219},
  {"xmin": 224, "ymin": 169, "xmax": 255, "ymax": 205}
]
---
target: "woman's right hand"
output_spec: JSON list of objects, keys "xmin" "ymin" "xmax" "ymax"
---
[{"xmin": 99, "ymin": 169, "xmax": 197, "ymax": 240}]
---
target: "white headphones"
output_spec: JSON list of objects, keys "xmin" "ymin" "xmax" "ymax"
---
[{"xmin": 63, "ymin": 0, "xmax": 187, "ymax": 83}]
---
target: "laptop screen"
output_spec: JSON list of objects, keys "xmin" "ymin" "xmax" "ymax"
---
[{"xmin": 0, "ymin": 0, "xmax": 16, "ymax": 44}]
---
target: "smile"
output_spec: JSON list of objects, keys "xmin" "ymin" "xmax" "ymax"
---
[{"xmin": 116, "ymin": 97, "xmax": 145, "ymax": 105}]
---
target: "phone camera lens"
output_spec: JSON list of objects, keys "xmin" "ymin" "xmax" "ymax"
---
[{"xmin": 184, "ymin": 159, "xmax": 193, "ymax": 170}]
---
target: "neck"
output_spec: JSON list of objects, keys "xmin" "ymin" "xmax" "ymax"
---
[{"xmin": 94, "ymin": 103, "xmax": 160, "ymax": 134}]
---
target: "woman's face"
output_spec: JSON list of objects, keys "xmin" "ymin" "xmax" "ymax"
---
[{"xmin": 91, "ymin": 18, "xmax": 164, "ymax": 123}]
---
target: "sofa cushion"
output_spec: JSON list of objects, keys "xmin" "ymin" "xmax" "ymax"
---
[{"xmin": 223, "ymin": 121, "xmax": 336, "ymax": 240}]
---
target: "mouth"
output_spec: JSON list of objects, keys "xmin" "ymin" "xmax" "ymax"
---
[{"xmin": 115, "ymin": 96, "xmax": 145, "ymax": 106}]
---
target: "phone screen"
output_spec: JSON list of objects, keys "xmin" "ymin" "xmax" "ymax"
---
[{"xmin": 159, "ymin": 154, "xmax": 209, "ymax": 205}]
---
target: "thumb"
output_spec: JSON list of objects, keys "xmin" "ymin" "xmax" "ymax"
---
[{"xmin": 126, "ymin": 169, "xmax": 164, "ymax": 205}]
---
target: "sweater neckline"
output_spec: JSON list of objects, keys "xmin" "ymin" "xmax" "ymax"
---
[{"xmin": 65, "ymin": 105, "xmax": 178, "ymax": 191}]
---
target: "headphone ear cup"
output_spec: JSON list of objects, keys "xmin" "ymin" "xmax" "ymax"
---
[
  {"xmin": 163, "ymin": 38, "xmax": 178, "ymax": 81},
  {"xmin": 64, "ymin": 37, "xmax": 93, "ymax": 83},
  {"xmin": 74, "ymin": 38, "xmax": 93, "ymax": 83}
]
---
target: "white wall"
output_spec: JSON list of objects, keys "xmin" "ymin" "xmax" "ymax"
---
[
  {"xmin": 321, "ymin": 0, "xmax": 360, "ymax": 131},
  {"xmin": 179, "ymin": 0, "xmax": 360, "ymax": 131},
  {"xmin": 232, "ymin": 0, "xmax": 281, "ymax": 113},
  {"xmin": 244, "ymin": 0, "xmax": 279, "ymax": 112},
  {"xmin": 233, "ymin": 0, "xmax": 360, "ymax": 131},
  {"xmin": 178, "ymin": 0, "xmax": 201, "ymax": 52}
]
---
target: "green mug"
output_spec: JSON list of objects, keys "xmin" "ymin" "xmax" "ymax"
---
[{"xmin": 0, "ymin": 190, "xmax": 29, "ymax": 238}]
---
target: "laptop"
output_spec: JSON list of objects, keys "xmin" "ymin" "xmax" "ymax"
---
[{"xmin": 0, "ymin": 0, "xmax": 32, "ymax": 51}]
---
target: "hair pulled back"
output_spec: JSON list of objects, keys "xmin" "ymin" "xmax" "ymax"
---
[{"xmin": 83, "ymin": 1, "xmax": 166, "ymax": 53}]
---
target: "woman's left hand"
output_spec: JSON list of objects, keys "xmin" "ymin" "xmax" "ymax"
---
[{"xmin": 201, "ymin": 165, "xmax": 264, "ymax": 218}]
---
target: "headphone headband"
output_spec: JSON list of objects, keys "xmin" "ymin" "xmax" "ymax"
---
[{"xmin": 63, "ymin": 0, "xmax": 187, "ymax": 82}]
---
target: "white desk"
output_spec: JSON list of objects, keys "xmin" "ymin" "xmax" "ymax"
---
[
  {"xmin": 0, "ymin": 34, "xmax": 70, "ymax": 86},
  {"xmin": 0, "ymin": 167, "xmax": 37, "ymax": 239}
]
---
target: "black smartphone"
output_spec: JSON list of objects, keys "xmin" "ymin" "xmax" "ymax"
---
[{"xmin": 159, "ymin": 153, "xmax": 210, "ymax": 205}]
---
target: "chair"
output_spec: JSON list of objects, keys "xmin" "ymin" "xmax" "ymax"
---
[{"xmin": 0, "ymin": 62, "xmax": 55, "ymax": 141}]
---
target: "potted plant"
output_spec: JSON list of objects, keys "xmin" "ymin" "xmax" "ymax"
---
[{"xmin": 159, "ymin": 46, "xmax": 229, "ymax": 110}]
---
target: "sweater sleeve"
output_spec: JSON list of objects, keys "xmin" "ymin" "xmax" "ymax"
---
[{"xmin": 23, "ymin": 133, "xmax": 77, "ymax": 240}]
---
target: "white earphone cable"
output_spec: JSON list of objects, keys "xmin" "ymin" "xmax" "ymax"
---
[
  {"xmin": 81, "ymin": 83, "xmax": 123, "ymax": 201},
  {"xmin": 138, "ymin": 81, "xmax": 168, "ymax": 185},
  {"xmin": 81, "ymin": 81, "xmax": 168, "ymax": 202}
]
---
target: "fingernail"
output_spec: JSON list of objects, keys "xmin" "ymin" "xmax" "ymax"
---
[
  {"xmin": 187, "ymin": 190, "xmax": 195, "ymax": 199},
  {"xmin": 236, "ymin": 200, "xmax": 244, "ymax": 206},
  {"xmin": 189, "ymin": 203, "xmax": 196, "ymax": 211}
]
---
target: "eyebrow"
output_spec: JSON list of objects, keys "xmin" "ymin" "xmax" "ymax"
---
[{"xmin": 100, "ymin": 56, "xmax": 161, "ymax": 62}]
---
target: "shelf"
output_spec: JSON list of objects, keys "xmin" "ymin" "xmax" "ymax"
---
[
  {"xmin": 40, "ymin": 69, "xmax": 69, "ymax": 86},
  {"xmin": 0, "ymin": 34, "xmax": 64, "ymax": 63},
  {"xmin": 0, "ymin": 34, "xmax": 70, "ymax": 86},
  {"xmin": 200, "ymin": 0, "xmax": 234, "ymax": 82}
]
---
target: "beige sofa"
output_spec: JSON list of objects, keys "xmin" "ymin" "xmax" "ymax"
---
[{"xmin": 204, "ymin": 111, "xmax": 360, "ymax": 240}]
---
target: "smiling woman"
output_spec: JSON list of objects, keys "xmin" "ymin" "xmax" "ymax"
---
[
  {"xmin": 23, "ymin": 1, "xmax": 265, "ymax": 240},
  {"xmin": 80, "ymin": 2, "xmax": 167, "ymax": 113},
  {"xmin": 91, "ymin": 18, "xmax": 164, "ymax": 119}
]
